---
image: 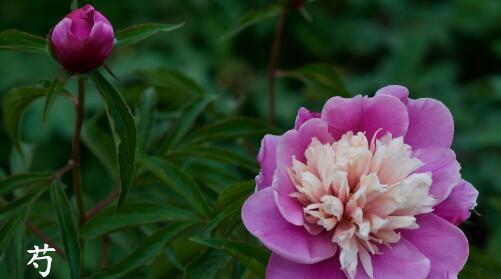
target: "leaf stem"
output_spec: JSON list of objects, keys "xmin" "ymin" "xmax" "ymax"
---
[
  {"xmin": 73, "ymin": 75, "xmax": 85, "ymax": 224},
  {"xmin": 26, "ymin": 220, "xmax": 67, "ymax": 259},
  {"xmin": 267, "ymin": 2, "xmax": 290, "ymax": 126}
]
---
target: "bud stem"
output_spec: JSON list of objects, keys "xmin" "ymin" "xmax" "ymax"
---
[{"xmin": 73, "ymin": 75, "xmax": 86, "ymax": 224}]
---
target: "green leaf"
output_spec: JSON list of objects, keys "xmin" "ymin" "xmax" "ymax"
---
[
  {"xmin": 136, "ymin": 88, "xmax": 157, "ymax": 153},
  {"xmin": 50, "ymin": 180, "xmax": 81, "ymax": 279},
  {"xmin": 0, "ymin": 189, "xmax": 46, "ymax": 216},
  {"xmin": 3, "ymin": 86, "xmax": 47, "ymax": 152},
  {"xmin": 115, "ymin": 23, "xmax": 184, "ymax": 48},
  {"xmin": 42, "ymin": 71, "xmax": 70, "ymax": 124},
  {"xmin": 216, "ymin": 180, "xmax": 254, "ymax": 210},
  {"xmin": 0, "ymin": 172, "xmax": 52, "ymax": 196},
  {"xmin": 138, "ymin": 156, "xmax": 212, "ymax": 218},
  {"xmin": 141, "ymin": 69, "xmax": 205, "ymax": 98},
  {"xmin": 0, "ymin": 206, "xmax": 29, "ymax": 254},
  {"xmin": 82, "ymin": 121, "xmax": 117, "ymax": 176},
  {"xmin": 160, "ymin": 96, "xmax": 214, "ymax": 152},
  {"xmin": 279, "ymin": 63, "xmax": 350, "ymax": 98},
  {"xmin": 70, "ymin": 0, "xmax": 78, "ymax": 10},
  {"xmin": 169, "ymin": 146, "xmax": 258, "ymax": 172},
  {"xmin": 80, "ymin": 202, "xmax": 198, "ymax": 239},
  {"xmin": 184, "ymin": 249, "xmax": 230, "ymax": 279},
  {"xmin": 221, "ymin": 4, "xmax": 282, "ymax": 40},
  {"xmin": 0, "ymin": 29, "xmax": 48, "ymax": 54},
  {"xmin": 183, "ymin": 117, "xmax": 270, "ymax": 147},
  {"xmin": 6, "ymin": 224, "xmax": 25, "ymax": 279},
  {"xmin": 85, "ymin": 222, "xmax": 195, "ymax": 279},
  {"xmin": 90, "ymin": 71, "xmax": 138, "ymax": 208},
  {"xmin": 190, "ymin": 238, "xmax": 268, "ymax": 277}
]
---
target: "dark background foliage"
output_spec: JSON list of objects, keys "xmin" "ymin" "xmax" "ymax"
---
[{"xmin": 0, "ymin": 0, "xmax": 500, "ymax": 278}]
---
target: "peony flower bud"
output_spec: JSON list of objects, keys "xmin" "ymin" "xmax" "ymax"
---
[{"xmin": 49, "ymin": 4, "xmax": 114, "ymax": 73}]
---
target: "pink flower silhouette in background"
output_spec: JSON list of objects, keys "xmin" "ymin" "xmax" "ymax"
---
[
  {"xmin": 49, "ymin": 4, "xmax": 114, "ymax": 73},
  {"xmin": 242, "ymin": 85, "xmax": 478, "ymax": 279}
]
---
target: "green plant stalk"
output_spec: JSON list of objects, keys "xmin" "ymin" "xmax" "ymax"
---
[
  {"xmin": 267, "ymin": 1, "xmax": 290, "ymax": 126},
  {"xmin": 73, "ymin": 75, "xmax": 86, "ymax": 224}
]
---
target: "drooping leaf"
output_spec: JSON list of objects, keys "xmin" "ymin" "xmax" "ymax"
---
[
  {"xmin": 0, "ymin": 29, "xmax": 48, "ymax": 54},
  {"xmin": 0, "ymin": 172, "xmax": 52, "ymax": 196},
  {"xmin": 279, "ymin": 63, "xmax": 350, "ymax": 98},
  {"xmin": 80, "ymin": 202, "xmax": 198, "ymax": 239},
  {"xmin": 6, "ymin": 223, "xmax": 25, "ymax": 279},
  {"xmin": 115, "ymin": 23, "xmax": 184, "ymax": 48},
  {"xmin": 160, "ymin": 96, "xmax": 214, "ymax": 153},
  {"xmin": 82, "ymin": 121, "xmax": 117, "ymax": 176},
  {"xmin": 85, "ymin": 222, "xmax": 195, "ymax": 279},
  {"xmin": 136, "ymin": 87, "xmax": 157, "ymax": 153},
  {"xmin": 3, "ymin": 86, "xmax": 47, "ymax": 152},
  {"xmin": 183, "ymin": 117, "xmax": 270, "ymax": 147},
  {"xmin": 0, "ymin": 189, "xmax": 46, "ymax": 216},
  {"xmin": 141, "ymin": 69, "xmax": 205, "ymax": 98},
  {"xmin": 138, "ymin": 156, "xmax": 212, "ymax": 218},
  {"xmin": 221, "ymin": 4, "xmax": 282, "ymax": 40},
  {"xmin": 42, "ymin": 71, "xmax": 70, "ymax": 124},
  {"xmin": 0, "ymin": 206, "xmax": 29, "ymax": 254},
  {"xmin": 184, "ymin": 249, "xmax": 230, "ymax": 279},
  {"xmin": 90, "ymin": 71, "xmax": 138, "ymax": 208},
  {"xmin": 168, "ymin": 146, "xmax": 258, "ymax": 172},
  {"xmin": 50, "ymin": 180, "xmax": 81, "ymax": 279},
  {"xmin": 190, "ymin": 238, "xmax": 268, "ymax": 277}
]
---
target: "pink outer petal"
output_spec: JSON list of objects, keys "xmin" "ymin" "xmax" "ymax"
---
[
  {"xmin": 294, "ymin": 107, "xmax": 321, "ymax": 130},
  {"xmin": 255, "ymin": 135, "xmax": 280, "ymax": 191},
  {"xmin": 433, "ymin": 180, "xmax": 478, "ymax": 225},
  {"xmin": 321, "ymin": 94, "xmax": 409, "ymax": 141},
  {"xmin": 404, "ymin": 98, "xmax": 454, "ymax": 149},
  {"xmin": 356, "ymin": 239, "xmax": 431, "ymax": 279},
  {"xmin": 375, "ymin": 85, "xmax": 409, "ymax": 103},
  {"xmin": 242, "ymin": 188, "xmax": 337, "ymax": 264},
  {"xmin": 413, "ymin": 147, "xmax": 461, "ymax": 203},
  {"xmin": 402, "ymin": 213, "xmax": 469, "ymax": 279},
  {"xmin": 267, "ymin": 254, "xmax": 345, "ymax": 279},
  {"xmin": 274, "ymin": 118, "xmax": 332, "ymax": 225}
]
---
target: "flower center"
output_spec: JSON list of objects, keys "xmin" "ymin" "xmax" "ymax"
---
[{"xmin": 288, "ymin": 132, "xmax": 435, "ymax": 279}]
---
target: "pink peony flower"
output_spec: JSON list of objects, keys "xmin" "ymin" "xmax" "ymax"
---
[
  {"xmin": 49, "ymin": 4, "xmax": 114, "ymax": 73},
  {"xmin": 242, "ymin": 85, "xmax": 478, "ymax": 279}
]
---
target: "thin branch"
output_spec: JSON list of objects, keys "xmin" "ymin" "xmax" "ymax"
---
[
  {"xmin": 84, "ymin": 188, "xmax": 119, "ymax": 220},
  {"xmin": 100, "ymin": 235, "xmax": 110, "ymax": 267},
  {"xmin": 267, "ymin": 3, "xmax": 290, "ymax": 126},
  {"xmin": 26, "ymin": 220, "xmax": 66, "ymax": 259},
  {"xmin": 50, "ymin": 159, "xmax": 75, "ymax": 182},
  {"xmin": 73, "ymin": 75, "xmax": 86, "ymax": 224}
]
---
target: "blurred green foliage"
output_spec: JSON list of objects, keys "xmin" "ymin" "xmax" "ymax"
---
[{"xmin": 0, "ymin": 0, "xmax": 500, "ymax": 278}]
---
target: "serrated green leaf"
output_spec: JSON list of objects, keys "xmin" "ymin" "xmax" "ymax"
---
[
  {"xmin": 279, "ymin": 63, "xmax": 350, "ymax": 98},
  {"xmin": 183, "ymin": 117, "xmax": 270, "ymax": 147},
  {"xmin": 0, "ymin": 206, "xmax": 29, "ymax": 254},
  {"xmin": 3, "ymin": 86, "xmax": 47, "ymax": 153},
  {"xmin": 80, "ymin": 202, "xmax": 198, "ymax": 239},
  {"xmin": 221, "ymin": 4, "xmax": 282, "ymax": 40},
  {"xmin": 138, "ymin": 156, "xmax": 212, "ymax": 218},
  {"xmin": 184, "ymin": 249, "xmax": 230, "ymax": 279},
  {"xmin": 82, "ymin": 121, "xmax": 117, "ymax": 176},
  {"xmin": 50, "ymin": 180, "xmax": 81, "ymax": 279},
  {"xmin": 85, "ymin": 222, "xmax": 195, "ymax": 279},
  {"xmin": 0, "ymin": 29, "xmax": 48, "ymax": 53},
  {"xmin": 90, "ymin": 71, "xmax": 138, "ymax": 208},
  {"xmin": 169, "ymin": 146, "xmax": 258, "ymax": 172},
  {"xmin": 136, "ymin": 88, "xmax": 157, "ymax": 153},
  {"xmin": 0, "ymin": 172, "xmax": 52, "ymax": 196},
  {"xmin": 115, "ymin": 23, "xmax": 184, "ymax": 48},
  {"xmin": 190, "ymin": 238, "xmax": 268, "ymax": 277},
  {"xmin": 160, "ymin": 96, "xmax": 213, "ymax": 153},
  {"xmin": 42, "ymin": 71, "xmax": 69, "ymax": 124}
]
